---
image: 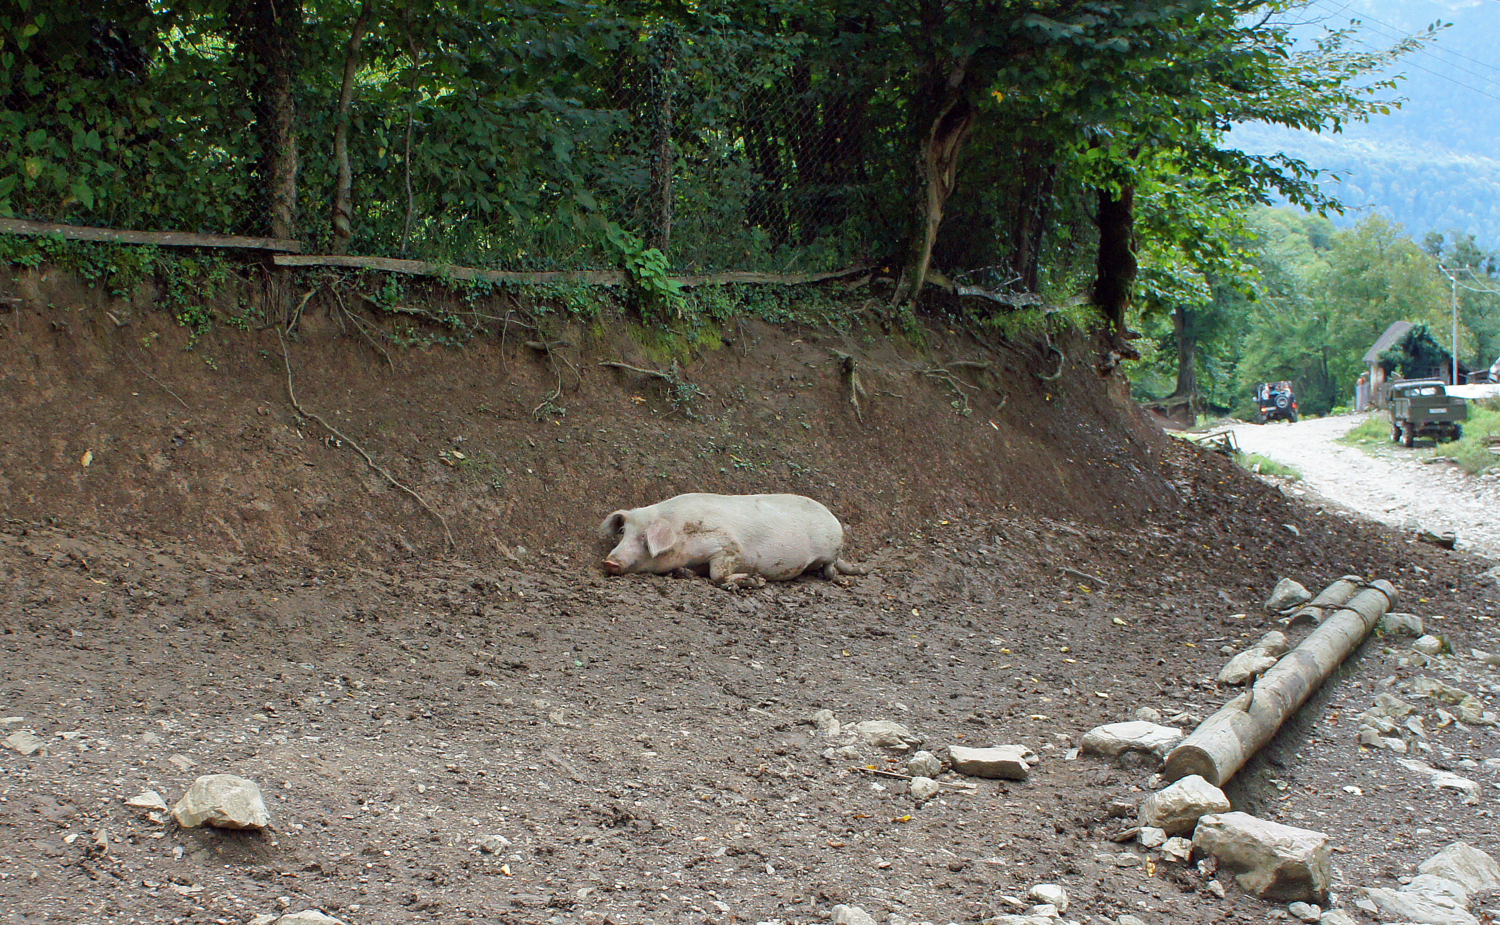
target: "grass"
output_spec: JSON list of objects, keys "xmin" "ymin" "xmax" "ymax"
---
[
  {"xmin": 1432, "ymin": 397, "xmax": 1500, "ymax": 474},
  {"xmin": 1339, "ymin": 414, "xmax": 1396, "ymax": 446},
  {"xmin": 1236, "ymin": 452, "xmax": 1302, "ymax": 480}
]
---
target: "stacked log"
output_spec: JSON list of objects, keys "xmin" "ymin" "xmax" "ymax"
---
[{"xmin": 1164, "ymin": 579, "xmax": 1398, "ymax": 787}]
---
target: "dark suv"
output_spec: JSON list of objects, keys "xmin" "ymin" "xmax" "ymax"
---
[{"xmin": 1254, "ymin": 382, "xmax": 1298, "ymax": 423}]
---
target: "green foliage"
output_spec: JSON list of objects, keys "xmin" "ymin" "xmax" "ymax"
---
[
  {"xmin": 1377, "ymin": 323, "xmax": 1451, "ymax": 380},
  {"xmin": 1, "ymin": 3, "xmax": 259, "ymax": 232},
  {"xmin": 1339, "ymin": 416, "xmax": 1398, "ymax": 446},
  {"xmin": 1, "ymin": 235, "xmax": 160, "ymax": 297},
  {"xmin": 157, "ymin": 252, "xmax": 231, "ymax": 345},
  {"xmin": 1, "ymin": 0, "xmax": 1435, "ymax": 332},
  {"xmin": 1431, "ymin": 398, "xmax": 1500, "ymax": 474},
  {"xmin": 1236, "ymin": 452, "xmax": 1302, "ymax": 481},
  {"xmin": 605, "ymin": 222, "xmax": 682, "ymax": 320}
]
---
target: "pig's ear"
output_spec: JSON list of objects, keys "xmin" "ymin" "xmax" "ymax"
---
[
  {"xmin": 599, "ymin": 511, "xmax": 627, "ymax": 540},
  {"xmin": 643, "ymin": 519, "xmax": 679, "ymax": 558}
]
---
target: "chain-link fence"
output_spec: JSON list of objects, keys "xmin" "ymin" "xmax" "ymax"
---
[{"xmin": 1, "ymin": 3, "xmax": 894, "ymax": 275}]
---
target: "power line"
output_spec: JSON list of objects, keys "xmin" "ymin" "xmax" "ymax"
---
[
  {"xmin": 1301, "ymin": 0, "xmax": 1500, "ymax": 101},
  {"xmin": 1342, "ymin": 18, "xmax": 1500, "ymax": 91},
  {"xmin": 1337, "ymin": 35, "xmax": 1500, "ymax": 105},
  {"xmin": 1307, "ymin": 1, "xmax": 1500, "ymax": 82},
  {"xmin": 1438, "ymin": 265, "xmax": 1500, "ymax": 296}
]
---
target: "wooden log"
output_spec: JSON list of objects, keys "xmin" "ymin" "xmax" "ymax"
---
[
  {"xmin": 274, "ymin": 254, "xmax": 624, "ymax": 286},
  {"xmin": 0, "ymin": 217, "xmax": 301, "ymax": 252},
  {"xmin": 1164, "ymin": 579, "xmax": 1398, "ymax": 786},
  {"xmin": 1286, "ymin": 574, "xmax": 1362, "ymax": 627},
  {"xmin": 273, "ymin": 253, "xmax": 871, "ymax": 288}
]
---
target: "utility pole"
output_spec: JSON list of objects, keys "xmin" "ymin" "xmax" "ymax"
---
[
  {"xmin": 1438, "ymin": 265, "xmax": 1500, "ymax": 384},
  {"xmin": 1449, "ymin": 272, "xmax": 1458, "ymax": 385}
]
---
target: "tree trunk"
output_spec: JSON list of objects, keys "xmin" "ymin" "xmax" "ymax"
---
[
  {"xmin": 1092, "ymin": 184, "xmax": 1137, "ymax": 335},
  {"xmin": 645, "ymin": 28, "xmax": 677, "ymax": 255},
  {"xmin": 1009, "ymin": 159, "xmax": 1055, "ymax": 294},
  {"xmin": 399, "ymin": 33, "xmax": 420, "ymax": 256},
  {"xmin": 892, "ymin": 73, "xmax": 974, "ymax": 307},
  {"xmin": 1170, "ymin": 303, "xmax": 1199, "ymax": 417},
  {"xmin": 331, "ymin": 0, "xmax": 373, "ymax": 255},
  {"xmin": 232, "ymin": 0, "xmax": 303, "ymax": 241}
]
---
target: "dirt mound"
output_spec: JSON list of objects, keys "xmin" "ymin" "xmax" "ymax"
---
[
  {"xmin": 2, "ymin": 265, "xmax": 1183, "ymax": 565},
  {"xmin": 3, "ymin": 266, "xmax": 1498, "ymax": 925}
]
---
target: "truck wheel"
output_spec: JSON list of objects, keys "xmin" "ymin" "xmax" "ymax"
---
[
  {"xmin": 1451, "ymin": 424, "xmax": 1463, "ymax": 442},
  {"xmin": 1403, "ymin": 422, "xmax": 1415, "ymax": 448},
  {"xmin": 1392, "ymin": 423, "xmax": 1402, "ymax": 442},
  {"xmin": 1288, "ymin": 410, "xmax": 1299, "ymax": 423}
]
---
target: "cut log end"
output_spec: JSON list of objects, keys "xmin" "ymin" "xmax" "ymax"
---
[{"xmin": 1163, "ymin": 745, "xmax": 1221, "ymax": 786}]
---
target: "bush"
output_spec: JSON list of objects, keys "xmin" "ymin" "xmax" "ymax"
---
[
  {"xmin": 1340, "ymin": 415, "xmax": 1396, "ymax": 446},
  {"xmin": 1432, "ymin": 398, "xmax": 1500, "ymax": 474},
  {"xmin": 1236, "ymin": 452, "xmax": 1302, "ymax": 480}
]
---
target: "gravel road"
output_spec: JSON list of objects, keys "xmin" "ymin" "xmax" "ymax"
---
[{"xmin": 1229, "ymin": 413, "xmax": 1500, "ymax": 561}]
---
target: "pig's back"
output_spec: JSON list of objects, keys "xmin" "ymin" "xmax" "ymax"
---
[{"xmin": 693, "ymin": 493, "xmax": 845, "ymax": 577}]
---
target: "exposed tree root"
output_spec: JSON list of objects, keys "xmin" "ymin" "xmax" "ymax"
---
[{"xmin": 277, "ymin": 329, "xmax": 454, "ymax": 551}]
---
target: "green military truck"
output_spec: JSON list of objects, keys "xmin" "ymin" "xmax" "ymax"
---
[{"xmin": 1388, "ymin": 379, "xmax": 1467, "ymax": 447}]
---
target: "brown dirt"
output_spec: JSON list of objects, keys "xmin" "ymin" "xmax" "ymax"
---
[{"xmin": 1, "ymin": 264, "xmax": 1498, "ymax": 925}]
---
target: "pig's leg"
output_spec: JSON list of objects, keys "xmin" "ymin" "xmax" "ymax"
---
[
  {"xmin": 708, "ymin": 550, "xmax": 763, "ymax": 589},
  {"xmin": 818, "ymin": 558, "xmax": 867, "ymax": 585}
]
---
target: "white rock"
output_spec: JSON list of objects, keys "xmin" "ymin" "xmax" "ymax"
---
[
  {"xmin": 1079, "ymin": 721, "xmax": 1184, "ymax": 765},
  {"xmin": 910, "ymin": 776, "xmax": 940, "ymax": 802},
  {"xmin": 1374, "ymin": 693, "xmax": 1417, "ymax": 717},
  {"xmin": 171, "ymin": 774, "xmax": 271, "ymax": 831},
  {"xmin": 1360, "ymin": 885, "xmax": 1476, "ymax": 925},
  {"xmin": 1162, "ymin": 837, "xmax": 1194, "ymax": 862},
  {"xmin": 1288, "ymin": 901, "xmax": 1321, "ymax": 922},
  {"xmin": 1414, "ymin": 634, "xmax": 1448, "ymax": 656},
  {"xmin": 1219, "ymin": 651, "xmax": 1280, "ymax": 685},
  {"xmin": 948, "ymin": 745, "xmax": 1036, "ymax": 780},
  {"xmin": 849, "ymin": 720, "xmax": 920, "ymax": 750},
  {"xmin": 1254, "ymin": 631, "xmax": 1290, "ymax": 654},
  {"xmin": 1319, "ymin": 911, "xmax": 1358, "ymax": 925},
  {"xmin": 1192, "ymin": 811, "xmax": 1331, "ymax": 903},
  {"xmin": 1420, "ymin": 842, "xmax": 1500, "ymax": 893},
  {"xmin": 1138, "ymin": 826, "xmax": 1167, "ymax": 848},
  {"xmin": 274, "ymin": 913, "xmax": 347, "ymax": 925},
  {"xmin": 1139, "ymin": 774, "xmax": 1231, "ymax": 836},
  {"xmin": 812, "ymin": 709, "xmax": 841, "ymax": 737},
  {"xmin": 1027, "ymin": 883, "xmax": 1068, "ymax": 912},
  {"xmin": 124, "ymin": 790, "xmax": 168, "ymax": 811},
  {"xmin": 831, "ymin": 904, "xmax": 877, "ymax": 925},
  {"xmin": 1265, "ymin": 578, "xmax": 1312, "ymax": 612},
  {"xmin": 2, "ymin": 730, "xmax": 45, "ymax": 756},
  {"xmin": 1398, "ymin": 758, "xmax": 1482, "ymax": 804},
  {"xmin": 1380, "ymin": 612, "xmax": 1424, "ymax": 636},
  {"xmin": 1471, "ymin": 648, "xmax": 1500, "ymax": 667},
  {"xmin": 907, "ymin": 750, "xmax": 942, "ymax": 778},
  {"xmin": 1407, "ymin": 873, "xmax": 1470, "ymax": 905}
]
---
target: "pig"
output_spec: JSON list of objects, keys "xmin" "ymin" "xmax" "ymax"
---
[{"xmin": 598, "ymin": 492, "xmax": 867, "ymax": 587}]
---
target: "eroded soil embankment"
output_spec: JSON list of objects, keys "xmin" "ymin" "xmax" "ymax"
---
[{"xmin": 2, "ymin": 266, "xmax": 1181, "ymax": 563}]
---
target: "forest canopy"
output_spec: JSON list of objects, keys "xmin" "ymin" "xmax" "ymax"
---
[{"xmin": 0, "ymin": 0, "xmax": 1431, "ymax": 327}]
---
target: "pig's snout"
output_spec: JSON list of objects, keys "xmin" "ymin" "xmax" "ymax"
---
[{"xmin": 602, "ymin": 558, "xmax": 625, "ymax": 575}]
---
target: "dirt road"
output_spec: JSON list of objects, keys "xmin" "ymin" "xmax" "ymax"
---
[{"xmin": 1230, "ymin": 413, "xmax": 1500, "ymax": 561}]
